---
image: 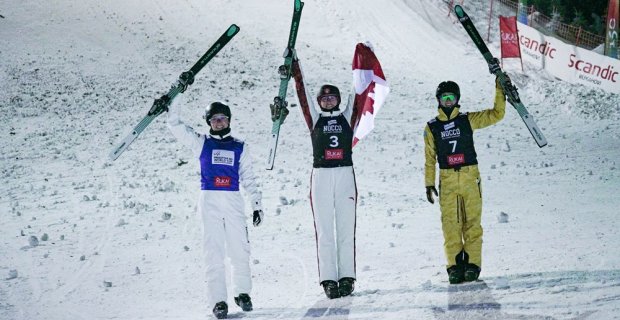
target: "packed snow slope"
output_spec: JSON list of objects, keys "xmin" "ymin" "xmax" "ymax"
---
[{"xmin": 1, "ymin": 0, "xmax": 619, "ymax": 319}]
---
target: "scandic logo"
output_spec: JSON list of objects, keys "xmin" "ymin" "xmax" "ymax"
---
[
  {"xmin": 325, "ymin": 149, "xmax": 344, "ymax": 160},
  {"xmin": 520, "ymin": 35, "xmax": 556, "ymax": 58},
  {"xmin": 214, "ymin": 176, "xmax": 231, "ymax": 187},
  {"xmin": 568, "ymin": 54, "xmax": 618, "ymax": 82}
]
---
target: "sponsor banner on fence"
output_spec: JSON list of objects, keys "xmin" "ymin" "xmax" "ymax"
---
[
  {"xmin": 517, "ymin": 22, "xmax": 620, "ymax": 94},
  {"xmin": 500, "ymin": 16, "xmax": 521, "ymax": 58}
]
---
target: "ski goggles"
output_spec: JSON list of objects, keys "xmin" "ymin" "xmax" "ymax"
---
[
  {"xmin": 440, "ymin": 93, "xmax": 457, "ymax": 102},
  {"xmin": 209, "ymin": 115, "xmax": 229, "ymax": 123},
  {"xmin": 319, "ymin": 95, "xmax": 338, "ymax": 103}
]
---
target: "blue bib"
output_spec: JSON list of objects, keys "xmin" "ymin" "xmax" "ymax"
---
[{"xmin": 199, "ymin": 136, "xmax": 244, "ymax": 191}]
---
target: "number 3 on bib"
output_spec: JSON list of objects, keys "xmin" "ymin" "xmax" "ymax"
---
[{"xmin": 330, "ymin": 136, "xmax": 339, "ymax": 147}]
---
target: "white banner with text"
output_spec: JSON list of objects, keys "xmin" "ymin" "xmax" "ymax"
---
[{"xmin": 516, "ymin": 22, "xmax": 619, "ymax": 94}]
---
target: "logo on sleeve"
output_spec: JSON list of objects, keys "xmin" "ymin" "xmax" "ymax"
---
[
  {"xmin": 212, "ymin": 150, "xmax": 235, "ymax": 166},
  {"xmin": 325, "ymin": 149, "xmax": 344, "ymax": 160},
  {"xmin": 214, "ymin": 176, "xmax": 232, "ymax": 187}
]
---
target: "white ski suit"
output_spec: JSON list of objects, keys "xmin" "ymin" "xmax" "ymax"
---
[
  {"xmin": 167, "ymin": 97, "xmax": 262, "ymax": 306},
  {"xmin": 292, "ymin": 59, "xmax": 358, "ymax": 284}
]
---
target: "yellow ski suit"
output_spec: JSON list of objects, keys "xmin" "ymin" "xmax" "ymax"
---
[{"xmin": 424, "ymin": 85, "xmax": 506, "ymax": 270}]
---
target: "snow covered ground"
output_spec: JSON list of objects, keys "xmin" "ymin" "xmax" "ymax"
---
[{"xmin": 1, "ymin": 0, "xmax": 619, "ymax": 319}]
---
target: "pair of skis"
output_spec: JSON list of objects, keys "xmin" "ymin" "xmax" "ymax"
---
[
  {"xmin": 266, "ymin": 0, "xmax": 304, "ymax": 170},
  {"xmin": 454, "ymin": 5, "xmax": 547, "ymax": 148},
  {"xmin": 108, "ymin": 24, "xmax": 240, "ymax": 161}
]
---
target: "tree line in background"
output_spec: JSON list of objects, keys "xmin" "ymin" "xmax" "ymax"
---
[{"xmin": 525, "ymin": 0, "xmax": 610, "ymax": 36}]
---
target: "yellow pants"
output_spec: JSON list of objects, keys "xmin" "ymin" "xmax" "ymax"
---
[{"xmin": 439, "ymin": 165, "xmax": 483, "ymax": 269}]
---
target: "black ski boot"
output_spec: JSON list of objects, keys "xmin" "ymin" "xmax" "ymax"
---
[
  {"xmin": 338, "ymin": 277, "xmax": 355, "ymax": 297},
  {"xmin": 464, "ymin": 264, "xmax": 481, "ymax": 282},
  {"xmin": 321, "ymin": 280, "xmax": 340, "ymax": 299},
  {"xmin": 234, "ymin": 293, "xmax": 253, "ymax": 311},
  {"xmin": 447, "ymin": 266, "xmax": 465, "ymax": 284},
  {"xmin": 212, "ymin": 301, "xmax": 228, "ymax": 319}
]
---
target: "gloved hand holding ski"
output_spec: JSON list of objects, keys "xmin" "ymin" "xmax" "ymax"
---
[
  {"xmin": 454, "ymin": 5, "xmax": 547, "ymax": 148},
  {"xmin": 266, "ymin": 0, "xmax": 305, "ymax": 170},
  {"xmin": 108, "ymin": 24, "xmax": 240, "ymax": 161}
]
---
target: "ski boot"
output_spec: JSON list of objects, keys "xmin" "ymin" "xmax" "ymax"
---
[
  {"xmin": 321, "ymin": 280, "xmax": 340, "ymax": 299},
  {"xmin": 338, "ymin": 277, "xmax": 355, "ymax": 297},
  {"xmin": 447, "ymin": 266, "xmax": 465, "ymax": 284},
  {"xmin": 464, "ymin": 264, "xmax": 481, "ymax": 282},
  {"xmin": 212, "ymin": 301, "xmax": 228, "ymax": 319},
  {"xmin": 234, "ymin": 293, "xmax": 253, "ymax": 311}
]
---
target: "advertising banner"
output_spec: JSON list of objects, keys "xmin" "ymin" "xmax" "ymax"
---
[
  {"xmin": 517, "ymin": 22, "xmax": 620, "ymax": 94},
  {"xmin": 500, "ymin": 16, "xmax": 522, "ymax": 58}
]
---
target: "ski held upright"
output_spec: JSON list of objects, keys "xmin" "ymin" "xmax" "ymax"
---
[
  {"xmin": 266, "ymin": 0, "xmax": 304, "ymax": 170},
  {"xmin": 108, "ymin": 24, "xmax": 240, "ymax": 161},
  {"xmin": 454, "ymin": 5, "xmax": 547, "ymax": 148}
]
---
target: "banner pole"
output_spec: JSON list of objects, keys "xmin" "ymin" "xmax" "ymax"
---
[{"xmin": 487, "ymin": 0, "xmax": 495, "ymax": 42}]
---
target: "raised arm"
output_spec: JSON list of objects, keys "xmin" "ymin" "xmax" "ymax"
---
[
  {"xmin": 291, "ymin": 56, "xmax": 319, "ymax": 131},
  {"xmin": 167, "ymin": 95, "xmax": 205, "ymax": 157},
  {"xmin": 467, "ymin": 82, "xmax": 506, "ymax": 130},
  {"xmin": 343, "ymin": 87, "xmax": 356, "ymax": 127}
]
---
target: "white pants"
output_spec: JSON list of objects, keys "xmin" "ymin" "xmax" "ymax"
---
[
  {"xmin": 198, "ymin": 190, "xmax": 251, "ymax": 306},
  {"xmin": 310, "ymin": 166, "xmax": 357, "ymax": 283}
]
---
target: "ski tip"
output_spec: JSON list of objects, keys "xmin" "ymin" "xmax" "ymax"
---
[
  {"xmin": 228, "ymin": 24, "xmax": 240, "ymax": 36},
  {"xmin": 454, "ymin": 5, "xmax": 465, "ymax": 17},
  {"xmin": 295, "ymin": 0, "xmax": 304, "ymax": 11}
]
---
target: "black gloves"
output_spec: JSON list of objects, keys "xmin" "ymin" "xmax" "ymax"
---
[
  {"xmin": 488, "ymin": 58, "xmax": 501, "ymax": 75},
  {"xmin": 253, "ymin": 210, "xmax": 264, "ymax": 227},
  {"xmin": 426, "ymin": 186, "xmax": 438, "ymax": 204}
]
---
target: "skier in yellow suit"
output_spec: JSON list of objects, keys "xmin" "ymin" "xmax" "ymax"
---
[{"xmin": 424, "ymin": 74, "xmax": 507, "ymax": 284}]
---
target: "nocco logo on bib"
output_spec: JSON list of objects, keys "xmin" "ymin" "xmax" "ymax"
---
[
  {"xmin": 323, "ymin": 119, "xmax": 343, "ymax": 134},
  {"xmin": 212, "ymin": 150, "xmax": 235, "ymax": 166},
  {"xmin": 440, "ymin": 122, "xmax": 460, "ymax": 140}
]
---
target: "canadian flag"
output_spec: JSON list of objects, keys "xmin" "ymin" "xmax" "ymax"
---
[{"xmin": 351, "ymin": 42, "xmax": 389, "ymax": 147}]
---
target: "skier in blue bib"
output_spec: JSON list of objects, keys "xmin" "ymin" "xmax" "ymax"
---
[{"xmin": 167, "ymin": 97, "xmax": 263, "ymax": 319}]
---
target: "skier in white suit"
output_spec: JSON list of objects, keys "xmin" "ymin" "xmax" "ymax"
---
[{"xmin": 167, "ymin": 95, "xmax": 263, "ymax": 320}]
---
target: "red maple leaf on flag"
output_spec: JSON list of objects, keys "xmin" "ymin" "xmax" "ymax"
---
[{"xmin": 351, "ymin": 43, "xmax": 389, "ymax": 147}]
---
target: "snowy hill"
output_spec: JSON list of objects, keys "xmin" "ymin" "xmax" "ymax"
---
[{"xmin": 1, "ymin": 0, "xmax": 619, "ymax": 319}]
